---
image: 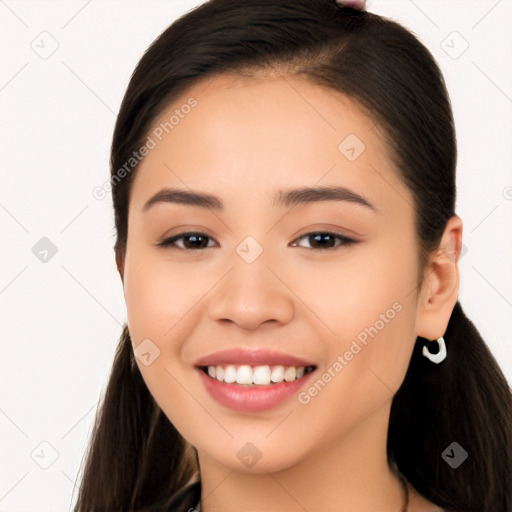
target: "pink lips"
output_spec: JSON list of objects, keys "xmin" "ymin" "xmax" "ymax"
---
[
  {"xmin": 194, "ymin": 348, "xmax": 317, "ymax": 413},
  {"xmin": 194, "ymin": 347, "xmax": 315, "ymax": 367},
  {"xmin": 197, "ymin": 370, "xmax": 314, "ymax": 412}
]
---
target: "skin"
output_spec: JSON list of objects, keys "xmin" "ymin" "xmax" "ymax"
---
[{"xmin": 117, "ymin": 73, "xmax": 462, "ymax": 512}]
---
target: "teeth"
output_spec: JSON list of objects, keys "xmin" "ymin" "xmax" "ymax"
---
[
  {"xmin": 253, "ymin": 365, "xmax": 271, "ymax": 385},
  {"xmin": 215, "ymin": 365, "xmax": 224, "ymax": 381},
  {"xmin": 271, "ymin": 365, "xmax": 284, "ymax": 383},
  {"xmin": 204, "ymin": 364, "xmax": 311, "ymax": 385},
  {"xmin": 284, "ymin": 366, "xmax": 297, "ymax": 382},
  {"xmin": 236, "ymin": 365, "xmax": 253, "ymax": 385},
  {"xmin": 223, "ymin": 365, "xmax": 236, "ymax": 383}
]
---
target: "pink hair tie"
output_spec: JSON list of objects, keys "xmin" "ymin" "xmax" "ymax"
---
[{"xmin": 335, "ymin": 0, "xmax": 367, "ymax": 10}]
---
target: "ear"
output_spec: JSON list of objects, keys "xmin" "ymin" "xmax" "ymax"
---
[{"xmin": 415, "ymin": 214, "xmax": 463, "ymax": 340}]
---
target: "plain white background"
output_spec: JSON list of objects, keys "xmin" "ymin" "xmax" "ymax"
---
[{"xmin": 1, "ymin": 1, "xmax": 511, "ymax": 510}]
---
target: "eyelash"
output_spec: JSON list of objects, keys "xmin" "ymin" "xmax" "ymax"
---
[{"xmin": 157, "ymin": 231, "xmax": 358, "ymax": 251}]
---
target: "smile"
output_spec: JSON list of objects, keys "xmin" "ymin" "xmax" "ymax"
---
[
  {"xmin": 196, "ymin": 365, "xmax": 317, "ymax": 412},
  {"xmin": 200, "ymin": 364, "xmax": 315, "ymax": 385}
]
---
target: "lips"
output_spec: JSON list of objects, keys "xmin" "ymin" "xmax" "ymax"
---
[
  {"xmin": 197, "ymin": 367, "xmax": 316, "ymax": 412},
  {"xmin": 194, "ymin": 347, "xmax": 316, "ymax": 367},
  {"xmin": 194, "ymin": 348, "xmax": 317, "ymax": 412}
]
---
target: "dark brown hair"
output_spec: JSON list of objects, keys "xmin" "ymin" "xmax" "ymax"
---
[{"xmin": 73, "ymin": 1, "xmax": 512, "ymax": 510}]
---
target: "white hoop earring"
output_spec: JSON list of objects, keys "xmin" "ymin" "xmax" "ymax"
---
[{"xmin": 422, "ymin": 336, "xmax": 447, "ymax": 364}]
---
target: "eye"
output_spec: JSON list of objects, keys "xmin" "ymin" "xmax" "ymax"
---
[
  {"xmin": 290, "ymin": 232, "xmax": 357, "ymax": 250},
  {"xmin": 157, "ymin": 231, "xmax": 357, "ymax": 251},
  {"xmin": 157, "ymin": 231, "xmax": 216, "ymax": 250}
]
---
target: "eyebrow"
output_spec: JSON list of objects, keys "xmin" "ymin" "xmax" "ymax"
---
[{"xmin": 142, "ymin": 185, "xmax": 376, "ymax": 213}]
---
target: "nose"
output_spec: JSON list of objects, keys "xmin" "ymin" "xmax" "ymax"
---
[{"xmin": 207, "ymin": 254, "xmax": 295, "ymax": 331}]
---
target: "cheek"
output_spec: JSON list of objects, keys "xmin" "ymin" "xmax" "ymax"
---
[
  {"xmin": 289, "ymin": 253, "xmax": 417, "ymax": 442},
  {"xmin": 122, "ymin": 250, "xmax": 204, "ymax": 431},
  {"xmin": 294, "ymin": 239, "xmax": 418, "ymax": 390},
  {"xmin": 289, "ymin": 241, "xmax": 417, "ymax": 335},
  {"xmin": 123, "ymin": 247, "xmax": 202, "ymax": 342}
]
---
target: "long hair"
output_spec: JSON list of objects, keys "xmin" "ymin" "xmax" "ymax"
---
[{"xmin": 73, "ymin": 1, "xmax": 512, "ymax": 510}]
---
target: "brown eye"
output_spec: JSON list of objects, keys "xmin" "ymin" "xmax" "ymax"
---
[
  {"xmin": 291, "ymin": 232, "xmax": 357, "ymax": 250},
  {"xmin": 157, "ymin": 231, "xmax": 357, "ymax": 251},
  {"xmin": 157, "ymin": 232, "xmax": 215, "ymax": 250}
]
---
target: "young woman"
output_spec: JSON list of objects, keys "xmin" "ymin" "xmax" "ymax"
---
[{"xmin": 73, "ymin": 1, "xmax": 511, "ymax": 511}]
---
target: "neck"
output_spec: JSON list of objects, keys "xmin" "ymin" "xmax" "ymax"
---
[{"xmin": 198, "ymin": 399, "xmax": 406, "ymax": 512}]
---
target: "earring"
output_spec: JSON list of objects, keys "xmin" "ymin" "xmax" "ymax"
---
[{"xmin": 422, "ymin": 336, "xmax": 447, "ymax": 364}]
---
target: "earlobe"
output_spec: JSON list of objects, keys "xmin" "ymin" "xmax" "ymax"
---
[{"xmin": 415, "ymin": 215, "xmax": 463, "ymax": 340}]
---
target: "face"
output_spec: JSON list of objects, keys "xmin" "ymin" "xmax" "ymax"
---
[{"xmin": 121, "ymin": 73, "xmax": 421, "ymax": 473}]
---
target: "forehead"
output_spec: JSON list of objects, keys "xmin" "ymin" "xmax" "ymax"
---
[{"xmin": 130, "ymin": 73, "xmax": 411, "ymax": 214}]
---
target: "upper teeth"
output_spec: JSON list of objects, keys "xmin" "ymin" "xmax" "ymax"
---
[{"xmin": 206, "ymin": 364, "xmax": 310, "ymax": 385}]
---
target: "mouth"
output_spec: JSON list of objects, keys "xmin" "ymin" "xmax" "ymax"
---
[
  {"xmin": 197, "ymin": 364, "xmax": 316, "ymax": 386},
  {"xmin": 194, "ymin": 348, "xmax": 318, "ymax": 412}
]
